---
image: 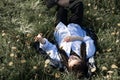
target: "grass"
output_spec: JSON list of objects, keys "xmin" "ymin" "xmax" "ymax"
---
[{"xmin": 0, "ymin": 0, "xmax": 120, "ymax": 80}]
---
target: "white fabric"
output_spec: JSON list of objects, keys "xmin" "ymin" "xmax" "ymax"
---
[{"xmin": 39, "ymin": 22, "xmax": 96, "ymax": 61}]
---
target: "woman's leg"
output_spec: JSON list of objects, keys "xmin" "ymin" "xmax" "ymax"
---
[
  {"xmin": 69, "ymin": 2, "xmax": 84, "ymax": 26},
  {"xmin": 56, "ymin": 6, "xmax": 68, "ymax": 26}
]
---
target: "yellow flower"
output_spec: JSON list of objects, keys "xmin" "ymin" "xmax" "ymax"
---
[
  {"xmin": 2, "ymin": 33, "xmax": 6, "ymax": 36},
  {"xmin": 94, "ymin": 6, "xmax": 97, "ymax": 10},
  {"xmin": 17, "ymin": 39, "xmax": 20, "ymax": 42},
  {"xmin": 33, "ymin": 66, "xmax": 37, "ymax": 70},
  {"xmin": 88, "ymin": 3, "xmax": 91, "ymax": 6},
  {"xmin": 107, "ymin": 71, "xmax": 114, "ymax": 74},
  {"xmin": 10, "ymin": 53, "xmax": 14, "ymax": 57},
  {"xmin": 8, "ymin": 41, "xmax": 11, "ymax": 44},
  {"xmin": 16, "ymin": 35, "xmax": 20, "ymax": 38},
  {"xmin": 8, "ymin": 61, "xmax": 13, "ymax": 66},
  {"xmin": 116, "ymin": 40, "xmax": 119, "ymax": 43},
  {"xmin": 86, "ymin": 11, "xmax": 89, "ymax": 14},
  {"xmin": 102, "ymin": 66, "xmax": 108, "ymax": 71},
  {"xmin": 26, "ymin": 33, "xmax": 31, "ymax": 37},
  {"xmin": 21, "ymin": 59, "xmax": 26, "ymax": 63},
  {"xmin": 116, "ymin": 31, "xmax": 119, "ymax": 35},
  {"xmin": 55, "ymin": 73, "xmax": 60, "ymax": 78},
  {"xmin": 106, "ymin": 74, "xmax": 111, "ymax": 79},
  {"xmin": 44, "ymin": 59, "xmax": 50, "ymax": 68},
  {"xmin": 111, "ymin": 64, "xmax": 118, "ymax": 69},
  {"xmin": 39, "ymin": 14, "xmax": 42, "ymax": 17},
  {"xmin": 107, "ymin": 48, "xmax": 112, "ymax": 52},
  {"xmin": 111, "ymin": 32, "xmax": 116, "ymax": 35},
  {"xmin": 117, "ymin": 23, "xmax": 120, "ymax": 27},
  {"xmin": 11, "ymin": 47, "xmax": 17, "ymax": 50}
]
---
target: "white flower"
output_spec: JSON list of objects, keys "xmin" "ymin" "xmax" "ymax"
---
[
  {"xmin": 33, "ymin": 66, "xmax": 37, "ymax": 69},
  {"xmin": 21, "ymin": 59, "xmax": 26, "ymax": 63},
  {"xmin": 10, "ymin": 53, "xmax": 14, "ymax": 57},
  {"xmin": 11, "ymin": 47, "xmax": 17, "ymax": 50},
  {"xmin": 8, "ymin": 61, "xmax": 13, "ymax": 66}
]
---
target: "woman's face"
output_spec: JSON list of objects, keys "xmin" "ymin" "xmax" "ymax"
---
[{"xmin": 68, "ymin": 55, "xmax": 81, "ymax": 67}]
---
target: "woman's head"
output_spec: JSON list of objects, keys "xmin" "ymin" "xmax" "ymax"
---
[
  {"xmin": 68, "ymin": 55, "xmax": 88, "ymax": 78},
  {"xmin": 58, "ymin": 44, "xmax": 88, "ymax": 78},
  {"xmin": 68, "ymin": 55, "xmax": 81, "ymax": 67}
]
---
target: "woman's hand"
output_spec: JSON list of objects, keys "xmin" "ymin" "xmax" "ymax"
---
[
  {"xmin": 34, "ymin": 33, "xmax": 43, "ymax": 42},
  {"xmin": 34, "ymin": 33, "xmax": 46, "ymax": 44},
  {"xmin": 63, "ymin": 36, "xmax": 72, "ymax": 42}
]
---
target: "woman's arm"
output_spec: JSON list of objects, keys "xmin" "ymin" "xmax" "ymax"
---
[
  {"xmin": 63, "ymin": 36, "xmax": 91, "ymax": 42},
  {"xmin": 34, "ymin": 33, "xmax": 61, "ymax": 62},
  {"xmin": 63, "ymin": 36, "xmax": 83, "ymax": 42}
]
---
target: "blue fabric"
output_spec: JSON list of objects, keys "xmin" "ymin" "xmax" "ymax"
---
[{"xmin": 39, "ymin": 22, "xmax": 96, "ymax": 61}]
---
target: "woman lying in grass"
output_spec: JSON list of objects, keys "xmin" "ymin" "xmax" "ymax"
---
[{"xmin": 34, "ymin": 3, "xmax": 97, "ymax": 78}]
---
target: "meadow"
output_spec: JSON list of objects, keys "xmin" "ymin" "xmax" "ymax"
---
[{"xmin": 0, "ymin": 0, "xmax": 120, "ymax": 80}]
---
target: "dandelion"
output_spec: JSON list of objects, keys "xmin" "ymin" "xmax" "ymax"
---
[
  {"xmin": 116, "ymin": 40, "xmax": 119, "ymax": 43},
  {"xmin": 16, "ymin": 35, "xmax": 20, "ymax": 38},
  {"xmin": 17, "ymin": 39, "xmax": 20, "ymax": 42},
  {"xmin": 21, "ymin": 59, "xmax": 26, "ymax": 63},
  {"xmin": 86, "ymin": 11, "xmax": 89, "ymax": 14},
  {"xmin": 107, "ymin": 71, "xmax": 114, "ymax": 74},
  {"xmin": 96, "ymin": 18, "xmax": 100, "ymax": 21},
  {"xmin": 2, "ymin": 33, "xmax": 6, "ymax": 37},
  {"xmin": 102, "ymin": 66, "xmax": 108, "ymax": 71},
  {"xmin": 117, "ymin": 23, "xmax": 120, "ymax": 27},
  {"xmin": 39, "ymin": 14, "xmax": 42, "ymax": 17},
  {"xmin": 96, "ymin": 17, "xmax": 103, "ymax": 21},
  {"xmin": 116, "ymin": 31, "xmax": 119, "ymax": 35},
  {"xmin": 88, "ymin": 3, "xmax": 91, "ymax": 6},
  {"xmin": 44, "ymin": 64, "xmax": 48, "ymax": 68},
  {"xmin": 33, "ymin": 66, "xmax": 37, "ymax": 70},
  {"xmin": 26, "ymin": 33, "xmax": 31, "ymax": 37},
  {"xmin": 101, "ymin": 38, "xmax": 104, "ymax": 41},
  {"xmin": 55, "ymin": 73, "xmax": 60, "ymax": 78},
  {"xmin": 8, "ymin": 41, "xmax": 11, "ymax": 44},
  {"xmin": 8, "ymin": 61, "xmax": 13, "ymax": 66},
  {"xmin": 94, "ymin": 6, "xmax": 97, "ymax": 10},
  {"xmin": 107, "ymin": 48, "xmax": 112, "ymax": 52},
  {"xmin": 111, "ymin": 64, "xmax": 118, "ymax": 69},
  {"xmin": 96, "ymin": 51, "xmax": 99, "ymax": 54},
  {"xmin": 106, "ymin": 74, "xmax": 111, "ymax": 79},
  {"xmin": 10, "ymin": 53, "xmax": 14, "ymax": 57},
  {"xmin": 11, "ymin": 46, "xmax": 17, "ymax": 50},
  {"xmin": 44, "ymin": 59, "xmax": 50, "ymax": 67},
  {"xmin": 111, "ymin": 32, "xmax": 116, "ymax": 35}
]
